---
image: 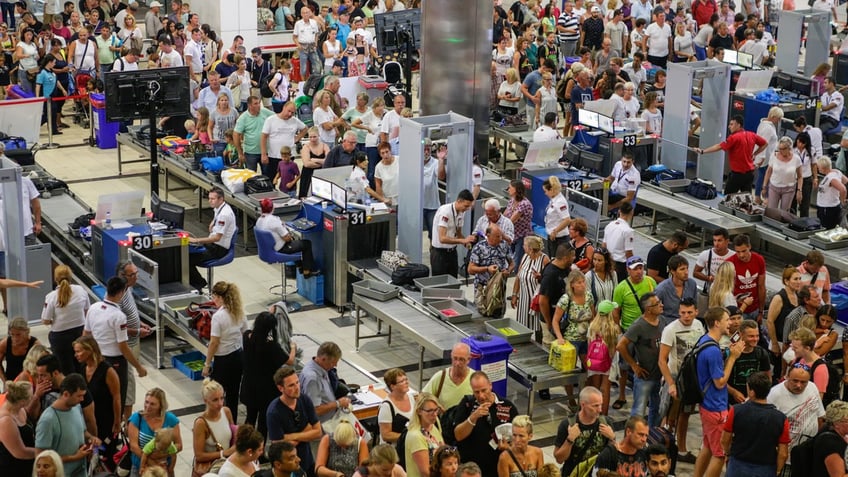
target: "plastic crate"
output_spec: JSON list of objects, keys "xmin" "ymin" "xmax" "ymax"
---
[
  {"xmin": 172, "ymin": 351, "xmax": 206, "ymax": 381},
  {"xmin": 297, "ymin": 270, "xmax": 324, "ymax": 305}
]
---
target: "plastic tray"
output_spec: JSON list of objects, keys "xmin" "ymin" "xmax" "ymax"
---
[
  {"xmin": 352, "ymin": 279, "xmax": 400, "ymax": 301},
  {"xmin": 734, "ymin": 209, "xmax": 763, "ymax": 222},
  {"xmin": 761, "ymin": 215, "xmax": 785, "ymax": 229},
  {"xmin": 659, "ymin": 179, "xmax": 690, "ymax": 193},
  {"xmin": 428, "ymin": 299, "xmax": 473, "ymax": 323},
  {"xmin": 414, "ymin": 275, "xmax": 462, "ymax": 290},
  {"xmin": 782, "ymin": 225, "xmax": 821, "ymax": 240},
  {"xmin": 717, "ymin": 203, "xmax": 736, "ymax": 216},
  {"xmin": 172, "ymin": 350, "xmax": 206, "ymax": 380},
  {"xmin": 485, "ymin": 318, "xmax": 533, "ymax": 344},
  {"xmin": 809, "ymin": 236, "xmax": 848, "ymax": 250},
  {"xmin": 421, "ymin": 287, "xmax": 464, "ymax": 303}
]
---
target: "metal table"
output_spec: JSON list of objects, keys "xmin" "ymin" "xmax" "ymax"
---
[
  {"xmin": 489, "ymin": 124, "xmax": 535, "ymax": 171},
  {"xmin": 116, "ymin": 133, "xmax": 152, "ymax": 176}
]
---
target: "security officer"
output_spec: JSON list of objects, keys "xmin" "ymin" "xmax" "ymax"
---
[
  {"xmin": 430, "ymin": 189, "xmax": 475, "ymax": 277},
  {"xmin": 188, "ymin": 187, "xmax": 237, "ymax": 290}
]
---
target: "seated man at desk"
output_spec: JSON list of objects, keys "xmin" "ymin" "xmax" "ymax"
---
[
  {"xmin": 468, "ymin": 224, "xmax": 514, "ymax": 317},
  {"xmin": 255, "ymin": 198, "xmax": 318, "ymax": 277},
  {"xmin": 604, "ymin": 152, "xmax": 641, "ymax": 209},
  {"xmin": 187, "ymin": 187, "xmax": 237, "ymax": 290}
]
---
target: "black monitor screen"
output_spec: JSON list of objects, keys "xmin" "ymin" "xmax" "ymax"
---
[
  {"xmin": 774, "ymin": 72, "xmax": 792, "ymax": 90},
  {"xmin": 835, "ymin": 53, "xmax": 848, "ymax": 87},
  {"xmin": 104, "ymin": 66, "xmax": 191, "ymax": 122},
  {"xmin": 374, "ymin": 9, "xmax": 421, "ymax": 55},
  {"xmin": 791, "ymin": 76, "xmax": 815, "ymax": 97},
  {"xmin": 157, "ymin": 200, "xmax": 185, "ymax": 229},
  {"xmin": 581, "ymin": 150, "xmax": 604, "ymax": 172},
  {"xmin": 151, "ymin": 191, "xmax": 161, "ymax": 219}
]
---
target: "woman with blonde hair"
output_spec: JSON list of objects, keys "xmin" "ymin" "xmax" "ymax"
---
[
  {"xmin": 405, "ymin": 392, "xmax": 444, "ymax": 477},
  {"xmin": 193, "ymin": 379, "xmax": 236, "ymax": 477},
  {"xmin": 762, "ymin": 136, "xmax": 802, "ymax": 212},
  {"xmin": 378, "ymin": 367, "xmax": 414, "ymax": 445},
  {"xmin": 128, "ymin": 388, "xmax": 182, "ymax": 477},
  {"xmin": 300, "ymin": 125, "xmax": 330, "ymax": 198},
  {"xmin": 586, "ymin": 300, "xmax": 621, "ymax": 414},
  {"xmin": 708, "ymin": 261, "xmax": 746, "ymax": 309},
  {"xmin": 542, "ymin": 176, "xmax": 571, "ymax": 257},
  {"xmin": 315, "ymin": 419, "xmax": 369, "ymax": 477},
  {"xmin": 496, "ymin": 415, "xmax": 544, "ymax": 477},
  {"xmin": 313, "ymin": 90, "xmax": 344, "ymax": 147},
  {"xmin": 202, "ymin": 281, "xmax": 247, "ymax": 420},
  {"xmin": 73, "ymin": 335, "xmax": 121, "ymax": 440},
  {"xmin": 511, "ymin": 235, "xmax": 550, "ymax": 338},
  {"xmin": 553, "ymin": 270, "xmax": 595, "ymax": 410},
  {"xmin": 0, "ymin": 380, "xmax": 36, "ymax": 474},
  {"xmin": 32, "ymin": 449, "xmax": 63, "ymax": 477},
  {"xmin": 813, "ymin": 400, "xmax": 848, "ymax": 476},
  {"xmin": 16, "ymin": 344, "xmax": 49, "ymax": 388},
  {"xmin": 0, "ymin": 317, "xmax": 40, "ymax": 382},
  {"xmin": 496, "ymin": 67, "xmax": 522, "ymax": 116},
  {"xmin": 41, "ymin": 264, "xmax": 90, "ymax": 375},
  {"xmin": 353, "ymin": 444, "xmax": 405, "ymax": 477}
]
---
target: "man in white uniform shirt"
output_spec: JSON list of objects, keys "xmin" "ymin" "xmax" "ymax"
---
[
  {"xmin": 603, "ymin": 201, "xmax": 635, "ymax": 280},
  {"xmin": 83, "ymin": 276, "xmax": 147, "ymax": 408},
  {"xmin": 183, "ymin": 27, "xmax": 204, "ymax": 82},
  {"xmin": 188, "ymin": 187, "xmax": 236, "ymax": 290},
  {"xmin": 533, "ymin": 112, "xmax": 561, "ymax": 142},
  {"xmin": 605, "ymin": 152, "xmax": 641, "ymax": 209},
  {"xmin": 261, "ymin": 102, "xmax": 308, "ymax": 180},
  {"xmin": 793, "ymin": 117, "xmax": 823, "ymax": 160},
  {"xmin": 820, "ymin": 77, "xmax": 844, "ymax": 133},
  {"xmin": 431, "ymin": 189, "xmax": 476, "ymax": 278}
]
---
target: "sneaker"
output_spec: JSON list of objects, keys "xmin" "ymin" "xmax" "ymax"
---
[{"xmin": 677, "ymin": 452, "xmax": 697, "ymax": 464}]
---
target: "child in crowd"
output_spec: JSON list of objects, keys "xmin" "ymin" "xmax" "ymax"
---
[
  {"xmin": 141, "ymin": 427, "xmax": 178, "ymax": 477},
  {"xmin": 184, "ymin": 119, "xmax": 196, "ymax": 140},
  {"xmin": 275, "ymin": 145, "xmax": 300, "ymax": 195},
  {"xmin": 641, "ymin": 92, "xmax": 663, "ymax": 135},
  {"xmin": 585, "ymin": 300, "xmax": 621, "ymax": 415},
  {"xmin": 180, "ymin": 2, "xmax": 191, "ymax": 24},
  {"xmin": 195, "ymin": 106, "xmax": 211, "ymax": 146},
  {"xmin": 0, "ymin": 54, "xmax": 9, "ymax": 99},
  {"xmin": 222, "ymin": 128, "xmax": 240, "ymax": 167},
  {"xmin": 538, "ymin": 463, "xmax": 562, "ymax": 477}
]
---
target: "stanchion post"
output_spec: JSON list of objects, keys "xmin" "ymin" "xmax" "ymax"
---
[{"xmin": 43, "ymin": 98, "xmax": 60, "ymax": 149}]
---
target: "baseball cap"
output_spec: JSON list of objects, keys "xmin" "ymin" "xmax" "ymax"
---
[
  {"xmin": 598, "ymin": 300, "xmax": 619, "ymax": 314},
  {"xmin": 332, "ymin": 59, "xmax": 344, "ymax": 68},
  {"xmin": 726, "ymin": 305, "xmax": 741, "ymax": 316},
  {"xmin": 338, "ymin": 5, "xmax": 349, "ymax": 14},
  {"xmin": 353, "ymin": 15, "xmax": 364, "ymax": 22},
  {"xmin": 149, "ymin": 0, "xmax": 163, "ymax": 6},
  {"xmin": 626, "ymin": 256, "xmax": 645, "ymax": 269},
  {"xmin": 591, "ymin": 5, "xmax": 601, "ymax": 12}
]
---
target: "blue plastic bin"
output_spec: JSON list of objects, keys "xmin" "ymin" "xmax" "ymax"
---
[
  {"xmin": 91, "ymin": 93, "xmax": 119, "ymax": 149},
  {"xmin": 297, "ymin": 270, "xmax": 324, "ymax": 305},
  {"xmin": 462, "ymin": 334, "xmax": 513, "ymax": 396},
  {"xmin": 172, "ymin": 350, "xmax": 206, "ymax": 380}
]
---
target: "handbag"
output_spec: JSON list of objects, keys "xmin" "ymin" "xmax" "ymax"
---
[
  {"xmin": 187, "ymin": 301, "xmax": 217, "ymax": 339},
  {"xmin": 529, "ymin": 294, "xmax": 541, "ymax": 312},
  {"xmin": 26, "ymin": 67, "xmax": 39, "ymax": 82},
  {"xmin": 192, "ymin": 417, "xmax": 228, "ymax": 477}
]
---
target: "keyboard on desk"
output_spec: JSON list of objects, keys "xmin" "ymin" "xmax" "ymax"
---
[{"xmin": 290, "ymin": 218, "xmax": 317, "ymax": 231}]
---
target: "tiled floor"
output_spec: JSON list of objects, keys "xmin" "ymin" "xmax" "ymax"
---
[{"xmin": 21, "ymin": 115, "xmax": 722, "ymax": 476}]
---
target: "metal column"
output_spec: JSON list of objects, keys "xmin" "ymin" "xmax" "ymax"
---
[
  {"xmin": 662, "ymin": 61, "xmax": 731, "ymax": 189},
  {"xmin": 419, "ymin": 0, "xmax": 491, "ymax": 165},
  {"xmin": 776, "ymin": 9, "xmax": 830, "ymax": 76},
  {"xmin": 0, "ymin": 158, "xmax": 30, "ymax": 319},
  {"xmin": 397, "ymin": 113, "xmax": 474, "ymax": 263}
]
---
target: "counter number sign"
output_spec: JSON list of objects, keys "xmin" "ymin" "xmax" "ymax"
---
[
  {"xmin": 348, "ymin": 210, "xmax": 366, "ymax": 226},
  {"xmin": 566, "ymin": 179, "xmax": 583, "ymax": 190},
  {"xmin": 132, "ymin": 235, "xmax": 153, "ymax": 251},
  {"xmin": 806, "ymin": 98, "xmax": 817, "ymax": 109},
  {"xmin": 623, "ymin": 134, "xmax": 637, "ymax": 147}
]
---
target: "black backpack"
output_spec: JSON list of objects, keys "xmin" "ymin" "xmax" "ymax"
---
[
  {"xmin": 259, "ymin": 74, "xmax": 274, "ymax": 98},
  {"xmin": 245, "ymin": 175, "xmax": 274, "ymax": 195},
  {"xmin": 790, "ymin": 429, "xmax": 837, "ymax": 471},
  {"xmin": 390, "ymin": 263, "xmax": 430, "ymax": 286},
  {"xmin": 797, "ymin": 357, "xmax": 841, "ymax": 407},
  {"xmin": 440, "ymin": 402, "xmax": 464, "ymax": 446},
  {"xmin": 395, "ymin": 427, "xmax": 409, "ymax": 468},
  {"xmin": 675, "ymin": 339, "xmax": 718, "ymax": 406}
]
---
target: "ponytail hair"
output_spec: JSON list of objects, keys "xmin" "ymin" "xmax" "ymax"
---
[{"xmin": 55, "ymin": 265, "xmax": 73, "ymax": 308}]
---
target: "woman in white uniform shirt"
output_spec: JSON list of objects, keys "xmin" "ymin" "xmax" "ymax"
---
[
  {"xmin": 816, "ymin": 156, "xmax": 847, "ymax": 230},
  {"xmin": 202, "ymin": 281, "xmax": 248, "ymax": 420},
  {"xmin": 41, "ymin": 265, "xmax": 90, "ymax": 375},
  {"xmin": 349, "ymin": 152, "xmax": 388, "ymax": 204},
  {"xmin": 542, "ymin": 176, "xmax": 571, "ymax": 257}
]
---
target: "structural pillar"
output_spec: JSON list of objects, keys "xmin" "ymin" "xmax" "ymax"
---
[{"xmin": 193, "ymin": 0, "xmax": 258, "ymax": 55}]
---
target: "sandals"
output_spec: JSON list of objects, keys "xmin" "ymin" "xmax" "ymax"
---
[{"xmin": 612, "ymin": 399, "xmax": 627, "ymax": 410}]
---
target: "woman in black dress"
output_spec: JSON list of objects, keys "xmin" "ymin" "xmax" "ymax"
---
[
  {"xmin": 74, "ymin": 335, "xmax": 121, "ymax": 440},
  {"xmin": 0, "ymin": 380, "xmax": 36, "ymax": 475}
]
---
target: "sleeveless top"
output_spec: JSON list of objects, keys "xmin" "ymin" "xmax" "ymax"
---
[
  {"xmin": 510, "ymin": 471, "xmax": 538, "ymax": 477},
  {"xmin": 72, "ymin": 39, "xmax": 96, "ymax": 71},
  {"xmin": 0, "ymin": 415, "xmax": 34, "ymax": 475},
  {"xmin": 328, "ymin": 434, "xmax": 360, "ymax": 477},
  {"xmin": 4, "ymin": 336, "xmax": 36, "ymax": 381},
  {"xmin": 204, "ymin": 413, "xmax": 233, "ymax": 452},
  {"xmin": 305, "ymin": 146, "xmax": 327, "ymax": 168},
  {"xmin": 571, "ymin": 239, "xmax": 591, "ymax": 264},
  {"xmin": 774, "ymin": 288, "xmax": 796, "ymax": 342},
  {"xmin": 87, "ymin": 361, "xmax": 116, "ymax": 440}
]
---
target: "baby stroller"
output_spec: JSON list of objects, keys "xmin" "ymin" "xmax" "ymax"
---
[{"xmin": 71, "ymin": 72, "xmax": 93, "ymax": 129}]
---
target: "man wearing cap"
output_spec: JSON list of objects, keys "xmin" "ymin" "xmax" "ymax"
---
[
  {"xmin": 431, "ymin": 190, "xmax": 476, "ymax": 278},
  {"xmin": 330, "ymin": 59, "xmax": 344, "ymax": 77},
  {"xmin": 580, "ymin": 6, "xmax": 605, "ymax": 52},
  {"xmin": 617, "ymin": 291, "xmax": 663, "ymax": 426},
  {"xmin": 658, "ymin": 297, "xmax": 705, "ymax": 463},
  {"xmin": 145, "ymin": 1, "xmax": 163, "ymax": 40}
]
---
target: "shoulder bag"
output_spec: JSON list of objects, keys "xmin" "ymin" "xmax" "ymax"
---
[{"xmin": 191, "ymin": 417, "xmax": 228, "ymax": 477}]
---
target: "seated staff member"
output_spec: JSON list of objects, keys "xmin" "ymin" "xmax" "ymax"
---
[
  {"xmin": 255, "ymin": 198, "xmax": 318, "ymax": 277},
  {"xmin": 605, "ymin": 152, "xmax": 641, "ymax": 210},
  {"xmin": 430, "ymin": 190, "xmax": 476, "ymax": 278},
  {"xmin": 187, "ymin": 187, "xmax": 237, "ymax": 291}
]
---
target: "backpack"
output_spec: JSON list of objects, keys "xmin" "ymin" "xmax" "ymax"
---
[
  {"xmin": 686, "ymin": 179, "xmax": 717, "ymax": 200},
  {"xmin": 797, "ymin": 357, "xmax": 841, "ymax": 407},
  {"xmin": 187, "ymin": 300, "xmax": 217, "ymax": 339},
  {"xmin": 259, "ymin": 75, "xmax": 274, "ymax": 98},
  {"xmin": 479, "ymin": 269, "xmax": 507, "ymax": 317},
  {"xmin": 790, "ymin": 429, "xmax": 837, "ymax": 471},
  {"xmin": 390, "ymin": 263, "xmax": 430, "ymax": 286},
  {"xmin": 556, "ymin": 76, "xmax": 570, "ymax": 101},
  {"xmin": 440, "ymin": 402, "xmax": 464, "ymax": 446},
  {"xmin": 586, "ymin": 334, "xmax": 612, "ymax": 372},
  {"xmin": 567, "ymin": 454, "xmax": 598, "ymax": 477},
  {"xmin": 303, "ymin": 74, "xmax": 328, "ymax": 98},
  {"xmin": 675, "ymin": 339, "xmax": 719, "ymax": 406},
  {"xmin": 245, "ymin": 175, "xmax": 275, "ymax": 194},
  {"xmin": 395, "ymin": 427, "xmax": 409, "ymax": 468}
]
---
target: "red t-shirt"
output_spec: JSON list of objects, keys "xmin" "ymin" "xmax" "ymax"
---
[
  {"xmin": 692, "ymin": 0, "xmax": 718, "ymax": 29},
  {"xmin": 720, "ymin": 130, "xmax": 766, "ymax": 174},
  {"xmin": 727, "ymin": 252, "xmax": 766, "ymax": 311}
]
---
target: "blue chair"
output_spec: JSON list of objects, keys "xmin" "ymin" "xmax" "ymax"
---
[
  {"xmin": 254, "ymin": 228, "xmax": 302, "ymax": 304},
  {"xmin": 200, "ymin": 227, "xmax": 238, "ymax": 290}
]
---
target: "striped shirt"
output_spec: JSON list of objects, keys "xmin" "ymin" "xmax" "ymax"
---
[{"xmin": 557, "ymin": 11, "xmax": 581, "ymax": 43}]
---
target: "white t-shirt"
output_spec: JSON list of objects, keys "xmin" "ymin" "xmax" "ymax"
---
[
  {"xmin": 641, "ymin": 109, "xmax": 663, "ymax": 134},
  {"xmin": 817, "ymin": 170, "xmax": 844, "ymax": 207},
  {"xmin": 803, "ymin": 125, "xmax": 823, "ymax": 159},
  {"xmin": 42, "ymin": 284, "xmax": 90, "ymax": 332},
  {"xmin": 210, "ymin": 308, "xmax": 248, "ymax": 356},
  {"xmin": 603, "ymin": 218, "xmax": 634, "ymax": 262},
  {"xmin": 431, "ymin": 202, "xmax": 465, "ymax": 249},
  {"xmin": 348, "ymin": 166, "xmax": 370, "ymax": 199},
  {"xmin": 766, "ymin": 381, "xmax": 826, "ymax": 452},
  {"xmin": 377, "ymin": 391, "xmax": 415, "ymax": 445},
  {"xmin": 381, "ymin": 109, "xmax": 402, "ymax": 140},
  {"xmin": 83, "ymin": 300, "xmax": 127, "ymax": 357},
  {"xmin": 374, "ymin": 158, "xmax": 399, "ymax": 203},
  {"xmin": 497, "ymin": 80, "xmax": 522, "ymax": 109},
  {"xmin": 660, "ymin": 319, "xmax": 706, "ymax": 376},
  {"xmin": 544, "ymin": 193, "xmax": 570, "ymax": 238},
  {"xmin": 158, "ymin": 49, "xmax": 184, "ymax": 67},
  {"xmin": 293, "ymin": 18, "xmax": 320, "ymax": 44},
  {"xmin": 811, "ymin": 0, "xmax": 834, "ymax": 12},
  {"xmin": 184, "ymin": 39, "xmax": 203, "ymax": 73},
  {"xmin": 768, "ymin": 153, "xmax": 801, "ymax": 188},
  {"xmin": 695, "ymin": 247, "xmax": 735, "ymax": 278},
  {"xmin": 262, "ymin": 114, "xmax": 306, "ymax": 159},
  {"xmin": 313, "ymin": 106, "xmax": 339, "ymax": 144},
  {"xmin": 359, "ymin": 109, "xmax": 383, "ymax": 147},
  {"xmin": 645, "ymin": 22, "xmax": 672, "ymax": 57},
  {"xmin": 754, "ymin": 119, "xmax": 777, "ymax": 168},
  {"xmin": 609, "ymin": 161, "xmax": 641, "ymax": 196}
]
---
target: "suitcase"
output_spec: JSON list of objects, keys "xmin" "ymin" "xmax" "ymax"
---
[{"xmin": 5, "ymin": 148, "xmax": 34, "ymax": 166}]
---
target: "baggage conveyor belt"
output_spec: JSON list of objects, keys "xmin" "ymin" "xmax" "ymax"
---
[{"xmin": 348, "ymin": 259, "xmax": 584, "ymax": 416}]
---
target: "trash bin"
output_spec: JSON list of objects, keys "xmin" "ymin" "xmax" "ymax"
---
[
  {"xmin": 831, "ymin": 281, "xmax": 848, "ymax": 325},
  {"xmin": 462, "ymin": 334, "xmax": 513, "ymax": 396},
  {"xmin": 90, "ymin": 93, "xmax": 119, "ymax": 149}
]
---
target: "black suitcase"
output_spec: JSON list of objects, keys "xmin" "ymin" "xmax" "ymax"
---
[{"xmin": 5, "ymin": 148, "xmax": 34, "ymax": 166}]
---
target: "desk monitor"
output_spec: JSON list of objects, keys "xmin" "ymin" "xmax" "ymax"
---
[
  {"xmin": 736, "ymin": 51, "xmax": 753, "ymax": 69},
  {"xmin": 791, "ymin": 76, "xmax": 817, "ymax": 97},
  {"xmin": 564, "ymin": 143, "xmax": 582, "ymax": 167},
  {"xmin": 722, "ymin": 49, "xmax": 738, "ymax": 65},
  {"xmin": 311, "ymin": 176, "xmax": 333, "ymax": 202},
  {"xmin": 331, "ymin": 183, "xmax": 347, "ymax": 210},
  {"xmin": 151, "ymin": 191, "xmax": 161, "ymax": 218},
  {"xmin": 774, "ymin": 71, "xmax": 792, "ymax": 90},
  {"xmin": 95, "ymin": 190, "xmax": 146, "ymax": 222},
  {"xmin": 157, "ymin": 200, "xmax": 185, "ymax": 229},
  {"xmin": 581, "ymin": 150, "xmax": 604, "ymax": 172},
  {"xmin": 597, "ymin": 114, "xmax": 614, "ymax": 135},
  {"xmin": 578, "ymin": 109, "xmax": 599, "ymax": 129}
]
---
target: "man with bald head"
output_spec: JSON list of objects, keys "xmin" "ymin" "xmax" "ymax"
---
[
  {"xmin": 469, "ymin": 224, "xmax": 514, "ymax": 317},
  {"xmin": 293, "ymin": 6, "xmax": 322, "ymax": 80},
  {"xmin": 422, "ymin": 343, "xmax": 474, "ymax": 409}
]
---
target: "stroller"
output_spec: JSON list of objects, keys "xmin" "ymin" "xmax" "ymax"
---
[{"xmin": 71, "ymin": 72, "xmax": 93, "ymax": 129}]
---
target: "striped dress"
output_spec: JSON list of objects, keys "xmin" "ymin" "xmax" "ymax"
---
[{"xmin": 516, "ymin": 252, "xmax": 549, "ymax": 331}]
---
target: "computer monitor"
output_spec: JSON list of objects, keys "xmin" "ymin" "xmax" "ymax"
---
[
  {"xmin": 774, "ymin": 72, "xmax": 792, "ymax": 90},
  {"xmin": 311, "ymin": 176, "xmax": 333, "ymax": 202},
  {"xmin": 95, "ymin": 190, "xmax": 146, "ymax": 222},
  {"xmin": 791, "ymin": 76, "xmax": 816, "ymax": 97},
  {"xmin": 597, "ymin": 114, "xmax": 614, "ymax": 135},
  {"xmin": 578, "ymin": 109, "xmax": 599, "ymax": 129},
  {"xmin": 331, "ymin": 183, "xmax": 347, "ymax": 210},
  {"xmin": 150, "ymin": 191, "xmax": 161, "ymax": 219},
  {"xmin": 157, "ymin": 200, "xmax": 185, "ymax": 229},
  {"xmin": 722, "ymin": 49, "xmax": 738, "ymax": 65},
  {"xmin": 581, "ymin": 150, "xmax": 604, "ymax": 172},
  {"xmin": 104, "ymin": 66, "xmax": 191, "ymax": 122},
  {"xmin": 564, "ymin": 143, "xmax": 582, "ymax": 168},
  {"xmin": 736, "ymin": 51, "xmax": 753, "ymax": 69}
]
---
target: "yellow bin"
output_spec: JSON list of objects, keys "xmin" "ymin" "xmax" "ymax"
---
[{"xmin": 548, "ymin": 341, "xmax": 577, "ymax": 372}]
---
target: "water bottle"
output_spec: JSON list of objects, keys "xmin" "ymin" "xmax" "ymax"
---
[{"xmin": 105, "ymin": 211, "xmax": 112, "ymax": 230}]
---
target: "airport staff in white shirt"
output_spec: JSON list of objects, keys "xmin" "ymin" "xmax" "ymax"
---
[
  {"xmin": 820, "ymin": 77, "xmax": 844, "ymax": 133},
  {"xmin": 188, "ymin": 187, "xmax": 237, "ymax": 290},
  {"xmin": 605, "ymin": 152, "xmax": 641, "ymax": 209},
  {"xmin": 430, "ymin": 189, "xmax": 476, "ymax": 278},
  {"xmin": 533, "ymin": 112, "xmax": 561, "ymax": 142}
]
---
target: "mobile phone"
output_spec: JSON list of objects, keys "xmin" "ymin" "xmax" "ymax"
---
[{"xmin": 730, "ymin": 331, "xmax": 741, "ymax": 343}]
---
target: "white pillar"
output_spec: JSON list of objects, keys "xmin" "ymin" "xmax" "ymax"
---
[{"xmin": 192, "ymin": 0, "xmax": 258, "ymax": 54}]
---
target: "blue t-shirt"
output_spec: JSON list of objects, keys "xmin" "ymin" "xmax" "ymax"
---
[
  {"xmin": 696, "ymin": 334, "xmax": 726, "ymax": 411},
  {"xmin": 570, "ymin": 85, "xmax": 594, "ymax": 120},
  {"xmin": 128, "ymin": 411, "xmax": 181, "ymax": 469},
  {"xmin": 36, "ymin": 70, "xmax": 57, "ymax": 97},
  {"xmin": 522, "ymin": 69, "xmax": 543, "ymax": 106},
  {"xmin": 267, "ymin": 395, "xmax": 319, "ymax": 476}
]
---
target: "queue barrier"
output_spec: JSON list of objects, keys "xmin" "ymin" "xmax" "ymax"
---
[{"xmin": 0, "ymin": 92, "xmax": 90, "ymax": 147}]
